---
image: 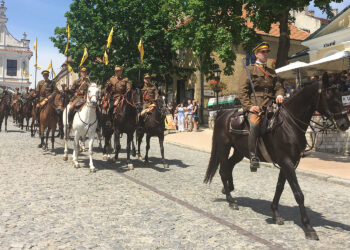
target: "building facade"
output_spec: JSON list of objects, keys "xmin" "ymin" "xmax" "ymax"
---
[{"xmin": 0, "ymin": 1, "xmax": 32, "ymax": 91}]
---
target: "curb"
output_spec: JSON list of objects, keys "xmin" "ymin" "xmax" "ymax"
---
[{"xmin": 165, "ymin": 140, "xmax": 350, "ymax": 188}]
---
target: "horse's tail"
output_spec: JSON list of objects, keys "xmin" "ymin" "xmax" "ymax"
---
[{"xmin": 204, "ymin": 130, "xmax": 220, "ymax": 184}]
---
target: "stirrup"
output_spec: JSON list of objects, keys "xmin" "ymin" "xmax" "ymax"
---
[{"xmin": 250, "ymin": 157, "xmax": 259, "ymax": 172}]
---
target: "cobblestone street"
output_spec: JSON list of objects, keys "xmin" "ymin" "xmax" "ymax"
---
[{"xmin": 1, "ymin": 120, "xmax": 350, "ymax": 249}]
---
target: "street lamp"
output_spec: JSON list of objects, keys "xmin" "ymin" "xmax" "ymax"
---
[{"xmin": 213, "ymin": 68, "xmax": 222, "ymax": 109}]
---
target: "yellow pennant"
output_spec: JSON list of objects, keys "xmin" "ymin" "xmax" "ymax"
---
[
  {"xmin": 107, "ymin": 27, "xmax": 113, "ymax": 49},
  {"xmin": 33, "ymin": 39, "xmax": 37, "ymax": 52},
  {"xmin": 52, "ymin": 68, "xmax": 56, "ymax": 78},
  {"xmin": 103, "ymin": 50, "xmax": 108, "ymax": 65},
  {"xmin": 79, "ymin": 46, "xmax": 88, "ymax": 67},
  {"xmin": 138, "ymin": 38, "xmax": 144, "ymax": 64},
  {"xmin": 47, "ymin": 60, "xmax": 52, "ymax": 70},
  {"xmin": 64, "ymin": 23, "xmax": 70, "ymax": 55},
  {"xmin": 67, "ymin": 64, "xmax": 73, "ymax": 72},
  {"xmin": 34, "ymin": 64, "xmax": 42, "ymax": 70}
]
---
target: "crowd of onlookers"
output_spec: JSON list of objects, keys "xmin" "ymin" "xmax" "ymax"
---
[{"xmin": 166, "ymin": 99, "xmax": 199, "ymax": 132}]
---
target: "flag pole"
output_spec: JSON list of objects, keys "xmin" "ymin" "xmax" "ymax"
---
[
  {"xmin": 34, "ymin": 37, "xmax": 38, "ymax": 90},
  {"xmin": 65, "ymin": 23, "xmax": 70, "ymax": 141}
]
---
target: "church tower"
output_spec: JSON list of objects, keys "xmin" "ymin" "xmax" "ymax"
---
[{"xmin": 0, "ymin": 0, "xmax": 32, "ymax": 90}]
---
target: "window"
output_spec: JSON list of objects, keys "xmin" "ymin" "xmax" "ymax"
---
[
  {"xmin": 245, "ymin": 52, "xmax": 256, "ymax": 66},
  {"xmin": 7, "ymin": 59, "xmax": 17, "ymax": 76}
]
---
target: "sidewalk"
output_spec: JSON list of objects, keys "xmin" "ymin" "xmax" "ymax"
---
[{"xmin": 164, "ymin": 128, "xmax": 350, "ymax": 181}]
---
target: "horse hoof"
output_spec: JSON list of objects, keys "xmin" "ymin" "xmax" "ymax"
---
[
  {"xmin": 273, "ymin": 216, "xmax": 284, "ymax": 225},
  {"xmin": 103, "ymin": 155, "xmax": 107, "ymax": 161},
  {"xmin": 229, "ymin": 202, "xmax": 239, "ymax": 210},
  {"xmin": 128, "ymin": 163, "xmax": 134, "ymax": 170},
  {"xmin": 63, "ymin": 155, "xmax": 68, "ymax": 161},
  {"xmin": 74, "ymin": 163, "xmax": 80, "ymax": 168},
  {"xmin": 138, "ymin": 156, "xmax": 143, "ymax": 161},
  {"xmin": 163, "ymin": 163, "xmax": 169, "ymax": 168},
  {"xmin": 90, "ymin": 168, "xmax": 96, "ymax": 173},
  {"xmin": 305, "ymin": 230, "xmax": 319, "ymax": 241},
  {"xmin": 52, "ymin": 152, "xmax": 56, "ymax": 156}
]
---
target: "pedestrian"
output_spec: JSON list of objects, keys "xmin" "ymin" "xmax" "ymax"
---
[
  {"xmin": 191, "ymin": 100, "xmax": 199, "ymax": 131},
  {"xmin": 176, "ymin": 103, "xmax": 185, "ymax": 132},
  {"xmin": 185, "ymin": 99, "xmax": 193, "ymax": 132}
]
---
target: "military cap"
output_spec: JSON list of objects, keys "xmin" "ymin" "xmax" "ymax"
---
[
  {"xmin": 80, "ymin": 67, "xmax": 87, "ymax": 72},
  {"xmin": 114, "ymin": 65, "xmax": 123, "ymax": 71},
  {"xmin": 41, "ymin": 70, "xmax": 50, "ymax": 75},
  {"xmin": 144, "ymin": 73, "xmax": 151, "ymax": 78},
  {"xmin": 253, "ymin": 42, "xmax": 270, "ymax": 54}
]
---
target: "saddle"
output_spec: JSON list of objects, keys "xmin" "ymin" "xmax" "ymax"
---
[{"xmin": 229, "ymin": 103, "xmax": 282, "ymax": 136}]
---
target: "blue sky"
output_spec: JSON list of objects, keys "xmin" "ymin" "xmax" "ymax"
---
[{"xmin": 3, "ymin": 0, "xmax": 349, "ymax": 87}]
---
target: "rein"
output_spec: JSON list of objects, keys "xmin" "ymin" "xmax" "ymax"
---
[{"xmin": 77, "ymin": 103, "xmax": 98, "ymax": 138}]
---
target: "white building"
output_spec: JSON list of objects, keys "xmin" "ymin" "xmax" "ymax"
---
[
  {"xmin": 0, "ymin": 0, "xmax": 32, "ymax": 91},
  {"xmin": 290, "ymin": 7, "xmax": 330, "ymax": 34}
]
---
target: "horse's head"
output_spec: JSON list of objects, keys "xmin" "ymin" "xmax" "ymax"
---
[
  {"xmin": 316, "ymin": 72, "xmax": 350, "ymax": 131},
  {"xmin": 52, "ymin": 92, "xmax": 65, "ymax": 115},
  {"xmin": 127, "ymin": 87, "xmax": 143, "ymax": 112},
  {"xmin": 86, "ymin": 83, "xmax": 100, "ymax": 108},
  {"xmin": 155, "ymin": 96, "xmax": 168, "ymax": 116}
]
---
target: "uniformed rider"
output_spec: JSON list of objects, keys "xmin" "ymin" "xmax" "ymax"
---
[
  {"xmin": 238, "ymin": 42, "xmax": 285, "ymax": 172},
  {"xmin": 35, "ymin": 70, "xmax": 58, "ymax": 122},
  {"xmin": 67, "ymin": 67, "xmax": 91, "ymax": 128},
  {"xmin": 21, "ymin": 87, "xmax": 30, "ymax": 104},
  {"xmin": 140, "ymin": 73, "xmax": 158, "ymax": 117},
  {"xmin": 106, "ymin": 65, "xmax": 132, "ymax": 115},
  {"xmin": 0, "ymin": 86, "xmax": 8, "ymax": 99}
]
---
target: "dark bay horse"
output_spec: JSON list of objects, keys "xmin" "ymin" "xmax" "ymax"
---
[
  {"xmin": 136, "ymin": 97, "xmax": 169, "ymax": 168},
  {"xmin": 113, "ymin": 88, "xmax": 142, "ymax": 169},
  {"xmin": 12, "ymin": 99, "xmax": 23, "ymax": 126},
  {"xmin": 204, "ymin": 72, "xmax": 349, "ymax": 240},
  {"xmin": 97, "ymin": 93, "xmax": 114, "ymax": 161},
  {"xmin": 0, "ymin": 94, "xmax": 11, "ymax": 132},
  {"xmin": 38, "ymin": 92, "xmax": 65, "ymax": 152}
]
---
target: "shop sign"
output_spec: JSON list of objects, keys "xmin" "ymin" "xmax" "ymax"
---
[
  {"xmin": 323, "ymin": 40, "xmax": 335, "ymax": 47},
  {"xmin": 204, "ymin": 89, "xmax": 215, "ymax": 96}
]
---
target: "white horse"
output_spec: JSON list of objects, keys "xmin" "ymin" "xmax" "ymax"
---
[{"xmin": 62, "ymin": 83, "xmax": 100, "ymax": 172}]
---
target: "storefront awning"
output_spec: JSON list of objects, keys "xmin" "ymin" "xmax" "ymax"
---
[{"xmin": 306, "ymin": 50, "xmax": 350, "ymax": 70}]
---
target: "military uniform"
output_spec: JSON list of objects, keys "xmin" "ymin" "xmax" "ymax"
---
[
  {"xmin": 69, "ymin": 76, "xmax": 90, "ymax": 103},
  {"xmin": 106, "ymin": 75, "xmax": 132, "ymax": 101},
  {"xmin": 21, "ymin": 88, "xmax": 30, "ymax": 103},
  {"xmin": 142, "ymin": 81, "xmax": 158, "ymax": 108},
  {"xmin": 36, "ymin": 79, "xmax": 58, "ymax": 102},
  {"xmin": 238, "ymin": 42, "xmax": 285, "ymax": 172}
]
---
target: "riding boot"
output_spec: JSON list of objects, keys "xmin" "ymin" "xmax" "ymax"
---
[
  {"xmin": 35, "ymin": 106, "xmax": 40, "ymax": 127},
  {"xmin": 248, "ymin": 123, "xmax": 260, "ymax": 172},
  {"xmin": 67, "ymin": 109, "xmax": 75, "ymax": 129}
]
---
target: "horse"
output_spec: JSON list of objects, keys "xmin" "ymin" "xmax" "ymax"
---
[
  {"xmin": 62, "ymin": 83, "xmax": 100, "ymax": 172},
  {"xmin": 21, "ymin": 90, "xmax": 36, "ymax": 131},
  {"xmin": 113, "ymin": 87, "xmax": 142, "ymax": 170},
  {"xmin": 12, "ymin": 99, "xmax": 23, "ymax": 126},
  {"xmin": 97, "ymin": 92, "xmax": 114, "ymax": 162},
  {"xmin": 0, "ymin": 94, "xmax": 11, "ymax": 132},
  {"xmin": 204, "ymin": 72, "xmax": 350, "ymax": 240},
  {"xmin": 136, "ymin": 97, "xmax": 169, "ymax": 168},
  {"xmin": 38, "ymin": 92, "xmax": 65, "ymax": 153}
]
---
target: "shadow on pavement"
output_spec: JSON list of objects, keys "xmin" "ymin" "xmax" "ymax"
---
[
  {"xmin": 6, "ymin": 129, "xmax": 25, "ymax": 133},
  {"xmin": 214, "ymin": 196, "xmax": 350, "ymax": 233}
]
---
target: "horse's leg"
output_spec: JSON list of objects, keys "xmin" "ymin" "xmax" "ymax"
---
[
  {"xmin": 131, "ymin": 138, "xmax": 136, "ymax": 157},
  {"xmin": 38, "ymin": 124, "xmax": 44, "ymax": 148},
  {"xmin": 158, "ymin": 133, "xmax": 168, "ymax": 168},
  {"xmin": 219, "ymin": 145, "xmax": 238, "ymax": 206},
  {"xmin": 126, "ymin": 133, "xmax": 134, "ymax": 170},
  {"xmin": 144, "ymin": 134, "xmax": 151, "ymax": 163},
  {"xmin": 45, "ymin": 128, "xmax": 50, "ymax": 151},
  {"xmin": 51, "ymin": 125, "xmax": 56, "ymax": 155},
  {"xmin": 282, "ymin": 163, "xmax": 319, "ymax": 240},
  {"xmin": 63, "ymin": 127, "xmax": 69, "ymax": 161},
  {"xmin": 137, "ymin": 129, "xmax": 144, "ymax": 161},
  {"xmin": 114, "ymin": 131, "xmax": 121, "ymax": 162},
  {"xmin": 72, "ymin": 132, "xmax": 80, "ymax": 168},
  {"xmin": 271, "ymin": 169, "xmax": 287, "ymax": 225},
  {"xmin": 0, "ymin": 116, "xmax": 3, "ymax": 132},
  {"xmin": 88, "ymin": 133, "xmax": 96, "ymax": 172},
  {"xmin": 5, "ymin": 115, "xmax": 7, "ymax": 132}
]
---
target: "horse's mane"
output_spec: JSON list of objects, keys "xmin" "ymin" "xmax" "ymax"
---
[{"xmin": 284, "ymin": 80, "xmax": 318, "ymax": 105}]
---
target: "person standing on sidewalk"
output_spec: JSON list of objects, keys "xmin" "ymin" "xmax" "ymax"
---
[
  {"xmin": 176, "ymin": 103, "xmax": 185, "ymax": 132},
  {"xmin": 185, "ymin": 99, "xmax": 193, "ymax": 132},
  {"xmin": 191, "ymin": 100, "xmax": 199, "ymax": 131}
]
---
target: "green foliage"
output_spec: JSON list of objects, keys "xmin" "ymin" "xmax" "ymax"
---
[
  {"xmin": 50, "ymin": 0, "xmax": 179, "ymax": 87},
  {"xmin": 164, "ymin": 0, "xmax": 260, "ymax": 76}
]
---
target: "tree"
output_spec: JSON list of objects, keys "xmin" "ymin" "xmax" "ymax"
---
[
  {"xmin": 50, "ymin": 0, "xmax": 179, "ymax": 86},
  {"xmin": 164, "ymin": 0, "xmax": 259, "ymax": 76},
  {"xmin": 244, "ymin": 0, "xmax": 344, "ymax": 68}
]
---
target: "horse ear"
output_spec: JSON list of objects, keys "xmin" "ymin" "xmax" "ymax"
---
[{"xmin": 322, "ymin": 72, "xmax": 329, "ymax": 88}]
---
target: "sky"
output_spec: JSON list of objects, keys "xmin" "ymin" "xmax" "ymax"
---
[{"xmin": 3, "ymin": 0, "xmax": 349, "ymax": 87}]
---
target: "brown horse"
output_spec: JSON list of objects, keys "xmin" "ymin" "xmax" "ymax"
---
[
  {"xmin": 12, "ymin": 99, "xmax": 23, "ymax": 126},
  {"xmin": 0, "ymin": 94, "xmax": 11, "ymax": 132},
  {"xmin": 21, "ymin": 90, "xmax": 36, "ymax": 131},
  {"xmin": 113, "ymin": 87, "xmax": 142, "ymax": 169},
  {"xmin": 204, "ymin": 72, "xmax": 349, "ymax": 240},
  {"xmin": 38, "ymin": 92, "xmax": 65, "ymax": 152},
  {"xmin": 136, "ymin": 97, "xmax": 169, "ymax": 168}
]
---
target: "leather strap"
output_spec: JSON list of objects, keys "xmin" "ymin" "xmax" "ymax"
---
[{"xmin": 255, "ymin": 64, "xmax": 272, "ymax": 84}]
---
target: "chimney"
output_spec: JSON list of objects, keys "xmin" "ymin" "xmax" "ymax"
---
[
  {"xmin": 332, "ymin": 9, "xmax": 338, "ymax": 16},
  {"xmin": 308, "ymin": 10, "xmax": 315, "ymax": 17}
]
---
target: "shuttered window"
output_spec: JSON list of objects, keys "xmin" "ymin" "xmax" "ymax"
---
[{"xmin": 7, "ymin": 59, "xmax": 17, "ymax": 76}]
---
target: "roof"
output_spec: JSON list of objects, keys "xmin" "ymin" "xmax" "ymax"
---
[
  {"xmin": 304, "ymin": 4, "xmax": 350, "ymax": 41},
  {"xmin": 312, "ymin": 16, "xmax": 329, "ymax": 25}
]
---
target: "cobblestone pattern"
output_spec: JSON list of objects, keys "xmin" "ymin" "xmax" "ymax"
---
[{"xmin": 0, "ymin": 120, "xmax": 350, "ymax": 249}]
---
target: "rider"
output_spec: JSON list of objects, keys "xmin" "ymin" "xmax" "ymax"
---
[
  {"xmin": 21, "ymin": 87, "xmax": 30, "ymax": 104},
  {"xmin": 238, "ymin": 42, "xmax": 285, "ymax": 172},
  {"xmin": 67, "ymin": 67, "xmax": 91, "ymax": 128},
  {"xmin": 13, "ymin": 87, "xmax": 21, "ymax": 103},
  {"xmin": 35, "ymin": 70, "xmax": 58, "ymax": 123},
  {"xmin": 106, "ymin": 65, "xmax": 132, "ymax": 116},
  {"xmin": 0, "ymin": 86, "xmax": 8, "ymax": 99},
  {"xmin": 140, "ymin": 73, "xmax": 158, "ymax": 117}
]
